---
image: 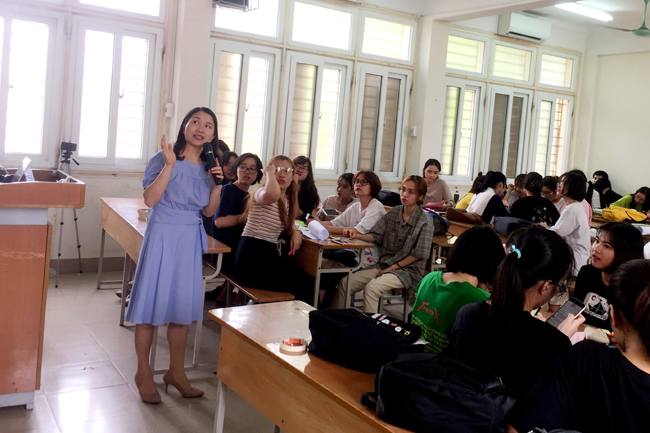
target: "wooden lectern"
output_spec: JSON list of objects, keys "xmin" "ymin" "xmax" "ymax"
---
[{"xmin": 0, "ymin": 169, "xmax": 85, "ymax": 409}]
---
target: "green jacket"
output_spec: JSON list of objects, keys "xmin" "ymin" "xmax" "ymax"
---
[{"xmin": 610, "ymin": 194, "xmax": 643, "ymax": 212}]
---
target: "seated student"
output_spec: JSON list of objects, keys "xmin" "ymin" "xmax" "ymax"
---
[
  {"xmin": 213, "ymin": 153, "xmax": 263, "ymax": 273},
  {"xmin": 331, "ymin": 175, "xmax": 434, "ymax": 313},
  {"xmin": 293, "ymin": 156, "xmax": 320, "ymax": 221},
  {"xmin": 447, "ymin": 227, "xmax": 584, "ymax": 398},
  {"xmin": 542, "ymin": 175, "xmax": 564, "ymax": 213},
  {"xmin": 544, "ymin": 172, "xmax": 591, "ymax": 274},
  {"xmin": 466, "ymin": 171, "xmax": 509, "ymax": 223},
  {"xmin": 454, "ymin": 172, "xmax": 484, "ymax": 211},
  {"xmin": 573, "ymin": 222, "xmax": 645, "ymax": 331},
  {"xmin": 233, "ymin": 155, "xmax": 313, "ymax": 303},
  {"xmin": 592, "ymin": 170, "xmax": 621, "ymax": 209},
  {"xmin": 510, "ymin": 172, "xmax": 560, "ymax": 225},
  {"xmin": 504, "ymin": 173, "xmax": 526, "ymax": 209},
  {"xmin": 422, "ymin": 159, "xmax": 453, "ymax": 206},
  {"xmin": 560, "ymin": 169, "xmax": 593, "ymax": 225},
  {"xmin": 610, "ymin": 186, "xmax": 650, "ymax": 214},
  {"xmin": 316, "ymin": 173, "xmax": 356, "ymax": 220},
  {"xmin": 507, "ymin": 259, "xmax": 650, "ymax": 433},
  {"xmin": 215, "ymin": 140, "xmax": 229, "ymax": 159},
  {"xmin": 412, "ymin": 225, "xmax": 505, "ymax": 353},
  {"xmin": 220, "ymin": 151, "xmax": 238, "ymax": 185}
]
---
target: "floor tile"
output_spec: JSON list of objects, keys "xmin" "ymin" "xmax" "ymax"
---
[
  {"xmin": 43, "ymin": 324, "xmax": 97, "ymax": 350},
  {"xmin": 57, "ymin": 411, "xmax": 154, "ymax": 433},
  {"xmin": 0, "ymin": 395, "xmax": 57, "ymax": 433},
  {"xmin": 40, "ymin": 361, "xmax": 126, "ymax": 395},
  {"xmin": 41, "ymin": 341, "xmax": 109, "ymax": 369}
]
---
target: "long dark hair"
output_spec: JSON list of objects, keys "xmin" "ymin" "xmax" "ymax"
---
[
  {"xmin": 490, "ymin": 227, "xmax": 574, "ymax": 324},
  {"xmin": 475, "ymin": 171, "xmax": 506, "ymax": 194},
  {"xmin": 469, "ymin": 172, "xmax": 484, "ymax": 194},
  {"xmin": 293, "ymin": 156, "xmax": 320, "ymax": 204},
  {"xmin": 631, "ymin": 186, "xmax": 650, "ymax": 212},
  {"xmin": 422, "ymin": 158, "xmax": 442, "ymax": 176},
  {"xmin": 173, "ymin": 107, "xmax": 219, "ymax": 161},
  {"xmin": 596, "ymin": 222, "xmax": 645, "ymax": 274},
  {"xmin": 608, "ymin": 259, "xmax": 650, "ymax": 357},
  {"xmin": 523, "ymin": 172, "xmax": 543, "ymax": 196}
]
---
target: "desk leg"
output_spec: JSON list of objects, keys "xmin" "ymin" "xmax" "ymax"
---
[
  {"xmin": 312, "ymin": 249, "xmax": 324, "ymax": 308},
  {"xmin": 119, "ymin": 254, "xmax": 132, "ymax": 326},
  {"xmin": 213, "ymin": 379, "xmax": 227, "ymax": 433},
  {"xmin": 96, "ymin": 228, "xmax": 122, "ymax": 290}
]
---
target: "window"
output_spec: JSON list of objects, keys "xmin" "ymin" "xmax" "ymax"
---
[
  {"xmin": 214, "ymin": 0, "xmax": 281, "ymax": 41},
  {"xmin": 439, "ymin": 79, "xmax": 484, "ymax": 180},
  {"xmin": 491, "ymin": 42, "xmax": 535, "ymax": 85},
  {"xmin": 291, "ymin": 1, "xmax": 353, "ymax": 52},
  {"xmin": 209, "ymin": 40, "xmax": 280, "ymax": 162},
  {"xmin": 77, "ymin": 0, "xmax": 162, "ymax": 18},
  {"xmin": 68, "ymin": 18, "xmax": 162, "ymax": 166},
  {"xmin": 537, "ymin": 51, "xmax": 577, "ymax": 90},
  {"xmin": 446, "ymin": 34, "xmax": 486, "ymax": 75},
  {"xmin": 351, "ymin": 64, "xmax": 411, "ymax": 180},
  {"xmin": 361, "ymin": 15, "xmax": 414, "ymax": 62},
  {"xmin": 279, "ymin": 52, "xmax": 351, "ymax": 175},
  {"xmin": 531, "ymin": 93, "xmax": 572, "ymax": 176}
]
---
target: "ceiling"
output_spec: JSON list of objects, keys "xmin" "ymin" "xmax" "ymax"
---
[{"xmin": 526, "ymin": 1, "xmax": 646, "ymax": 31}]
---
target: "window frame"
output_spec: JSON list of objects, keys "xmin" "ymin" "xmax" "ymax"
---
[
  {"xmin": 438, "ymin": 78, "xmax": 485, "ymax": 184},
  {"xmin": 277, "ymin": 51, "xmax": 352, "ymax": 179},
  {"xmin": 287, "ymin": 0, "xmax": 357, "ymax": 56},
  {"xmin": 357, "ymin": 10, "xmax": 417, "ymax": 66},
  {"xmin": 212, "ymin": 0, "xmax": 285, "ymax": 44},
  {"xmin": 529, "ymin": 91, "xmax": 573, "ymax": 176},
  {"xmin": 445, "ymin": 30, "xmax": 490, "ymax": 79},
  {"xmin": 535, "ymin": 49, "xmax": 579, "ymax": 92},
  {"xmin": 208, "ymin": 39, "xmax": 282, "ymax": 165},
  {"xmin": 65, "ymin": 15, "xmax": 163, "ymax": 170},
  {"xmin": 488, "ymin": 40, "xmax": 537, "ymax": 86},
  {"xmin": 0, "ymin": 6, "xmax": 65, "ymax": 168},
  {"xmin": 349, "ymin": 62, "xmax": 411, "ymax": 182},
  {"xmin": 73, "ymin": 0, "xmax": 166, "ymax": 23}
]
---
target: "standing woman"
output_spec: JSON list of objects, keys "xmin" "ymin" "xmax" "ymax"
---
[
  {"xmin": 293, "ymin": 155, "xmax": 320, "ymax": 221},
  {"xmin": 422, "ymin": 159, "xmax": 453, "ymax": 206},
  {"xmin": 127, "ymin": 107, "xmax": 224, "ymax": 403}
]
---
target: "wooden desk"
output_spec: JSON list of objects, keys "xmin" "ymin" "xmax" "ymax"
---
[
  {"xmin": 209, "ymin": 301, "xmax": 409, "ymax": 433},
  {"xmin": 290, "ymin": 235, "xmax": 374, "ymax": 308}
]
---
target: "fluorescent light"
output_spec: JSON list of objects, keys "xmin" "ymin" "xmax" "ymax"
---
[{"xmin": 555, "ymin": 3, "xmax": 614, "ymax": 22}]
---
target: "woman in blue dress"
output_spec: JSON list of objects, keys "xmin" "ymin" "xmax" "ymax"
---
[{"xmin": 126, "ymin": 107, "xmax": 223, "ymax": 404}]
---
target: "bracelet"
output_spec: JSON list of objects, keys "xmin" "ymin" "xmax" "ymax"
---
[{"xmin": 396, "ymin": 262, "xmax": 403, "ymax": 268}]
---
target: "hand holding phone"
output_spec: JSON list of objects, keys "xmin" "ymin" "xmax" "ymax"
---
[{"xmin": 547, "ymin": 297, "xmax": 587, "ymax": 337}]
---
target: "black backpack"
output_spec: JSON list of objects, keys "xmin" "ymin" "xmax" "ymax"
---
[
  {"xmin": 494, "ymin": 216, "xmax": 533, "ymax": 236},
  {"xmin": 361, "ymin": 352, "xmax": 515, "ymax": 433},
  {"xmin": 308, "ymin": 309, "xmax": 423, "ymax": 373},
  {"xmin": 378, "ymin": 190, "xmax": 401, "ymax": 207}
]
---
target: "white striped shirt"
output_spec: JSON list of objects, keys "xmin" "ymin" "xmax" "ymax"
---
[{"xmin": 242, "ymin": 189, "xmax": 285, "ymax": 243}]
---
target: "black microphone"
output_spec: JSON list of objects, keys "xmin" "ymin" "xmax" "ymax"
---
[{"xmin": 202, "ymin": 142, "xmax": 222, "ymax": 186}]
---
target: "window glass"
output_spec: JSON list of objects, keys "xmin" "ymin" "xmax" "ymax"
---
[
  {"xmin": 440, "ymin": 86, "xmax": 478, "ymax": 177},
  {"xmin": 493, "ymin": 44, "xmax": 532, "ymax": 82},
  {"xmin": 440, "ymin": 86, "xmax": 460, "ymax": 175},
  {"xmin": 540, "ymin": 54, "xmax": 573, "ymax": 88},
  {"xmin": 550, "ymin": 99, "xmax": 569, "ymax": 176},
  {"xmin": 446, "ymin": 35, "xmax": 484, "ymax": 73},
  {"xmin": 79, "ymin": 0, "xmax": 160, "ymax": 17},
  {"xmin": 379, "ymin": 77, "xmax": 400, "ymax": 172},
  {"xmin": 292, "ymin": 2, "xmax": 352, "ymax": 50},
  {"xmin": 314, "ymin": 68, "xmax": 341, "ymax": 169},
  {"xmin": 214, "ymin": 52, "xmax": 243, "ymax": 149},
  {"xmin": 457, "ymin": 89, "xmax": 477, "ymax": 177},
  {"xmin": 215, "ymin": 0, "xmax": 280, "ymax": 38},
  {"xmin": 288, "ymin": 64, "xmax": 317, "ymax": 158},
  {"xmin": 5, "ymin": 20, "xmax": 49, "ymax": 155},
  {"xmin": 362, "ymin": 17, "xmax": 411, "ymax": 61},
  {"xmin": 357, "ymin": 74, "xmax": 381, "ymax": 171},
  {"xmin": 488, "ymin": 94, "xmax": 508, "ymax": 173},
  {"xmin": 534, "ymin": 100, "xmax": 552, "ymax": 173},
  {"xmin": 241, "ymin": 57, "xmax": 269, "ymax": 157}
]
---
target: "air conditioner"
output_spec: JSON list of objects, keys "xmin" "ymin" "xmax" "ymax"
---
[
  {"xmin": 497, "ymin": 13, "xmax": 551, "ymax": 43},
  {"xmin": 213, "ymin": 0, "xmax": 259, "ymax": 12}
]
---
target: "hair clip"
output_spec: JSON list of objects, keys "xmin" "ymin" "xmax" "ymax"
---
[{"xmin": 510, "ymin": 244, "xmax": 521, "ymax": 259}]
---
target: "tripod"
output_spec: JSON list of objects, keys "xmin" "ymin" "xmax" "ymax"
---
[{"xmin": 54, "ymin": 148, "xmax": 83, "ymax": 288}]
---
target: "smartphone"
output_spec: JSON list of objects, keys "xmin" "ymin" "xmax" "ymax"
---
[
  {"xmin": 546, "ymin": 297, "xmax": 586, "ymax": 328},
  {"xmin": 330, "ymin": 237, "xmax": 352, "ymax": 245},
  {"xmin": 323, "ymin": 209, "xmax": 339, "ymax": 216}
]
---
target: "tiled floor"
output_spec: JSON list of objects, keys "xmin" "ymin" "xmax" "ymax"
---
[{"xmin": 0, "ymin": 271, "xmax": 278, "ymax": 433}]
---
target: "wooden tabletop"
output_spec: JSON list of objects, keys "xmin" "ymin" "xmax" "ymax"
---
[
  {"xmin": 300, "ymin": 234, "xmax": 375, "ymax": 250},
  {"xmin": 432, "ymin": 233, "xmax": 457, "ymax": 247}
]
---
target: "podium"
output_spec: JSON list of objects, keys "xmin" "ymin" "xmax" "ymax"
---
[{"xmin": 0, "ymin": 169, "xmax": 85, "ymax": 409}]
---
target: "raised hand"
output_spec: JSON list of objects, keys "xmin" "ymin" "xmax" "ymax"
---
[{"xmin": 161, "ymin": 135, "xmax": 176, "ymax": 168}]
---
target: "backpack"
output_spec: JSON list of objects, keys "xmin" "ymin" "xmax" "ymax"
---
[
  {"xmin": 361, "ymin": 352, "xmax": 515, "ymax": 433},
  {"xmin": 378, "ymin": 190, "xmax": 401, "ymax": 207},
  {"xmin": 601, "ymin": 206, "xmax": 647, "ymax": 222},
  {"xmin": 494, "ymin": 216, "xmax": 534, "ymax": 236},
  {"xmin": 308, "ymin": 309, "xmax": 423, "ymax": 373},
  {"xmin": 422, "ymin": 208, "xmax": 450, "ymax": 235}
]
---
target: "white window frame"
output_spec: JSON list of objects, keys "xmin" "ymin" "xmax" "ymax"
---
[
  {"xmin": 73, "ymin": 0, "xmax": 166, "ymax": 23},
  {"xmin": 208, "ymin": 39, "xmax": 281, "ymax": 165},
  {"xmin": 65, "ymin": 16, "xmax": 163, "ymax": 170},
  {"xmin": 482, "ymin": 85, "xmax": 533, "ymax": 180},
  {"xmin": 489, "ymin": 40, "xmax": 537, "ymax": 86},
  {"xmin": 287, "ymin": 0, "xmax": 357, "ymax": 56},
  {"xmin": 357, "ymin": 10, "xmax": 417, "ymax": 66},
  {"xmin": 212, "ymin": 0, "xmax": 286, "ymax": 44},
  {"xmin": 0, "ymin": 6, "xmax": 65, "ymax": 168},
  {"xmin": 445, "ymin": 30, "xmax": 490, "ymax": 79},
  {"xmin": 277, "ymin": 51, "xmax": 351, "ymax": 178},
  {"xmin": 438, "ymin": 78, "xmax": 485, "ymax": 184},
  {"xmin": 349, "ymin": 63, "xmax": 411, "ymax": 182},
  {"xmin": 535, "ymin": 49, "xmax": 579, "ymax": 92},
  {"xmin": 530, "ymin": 92, "xmax": 573, "ymax": 175}
]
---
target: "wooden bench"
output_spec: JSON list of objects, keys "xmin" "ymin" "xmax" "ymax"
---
[{"xmin": 219, "ymin": 272, "xmax": 295, "ymax": 306}]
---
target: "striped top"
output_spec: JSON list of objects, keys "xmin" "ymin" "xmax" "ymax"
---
[{"xmin": 242, "ymin": 189, "xmax": 285, "ymax": 244}]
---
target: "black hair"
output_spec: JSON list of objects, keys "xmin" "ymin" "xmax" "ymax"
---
[
  {"xmin": 423, "ymin": 159, "xmax": 442, "ymax": 176},
  {"xmin": 216, "ymin": 140, "xmax": 229, "ymax": 155},
  {"xmin": 233, "ymin": 153, "xmax": 263, "ymax": 184},
  {"xmin": 505, "ymin": 226, "xmax": 529, "ymax": 252},
  {"xmin": 596, "ymin": 222, "xmax": 645, "ymax": 274},
  {"xmin": 339, "ymin": 173, "xmax": 354, "ymax": 189},
  {"xmin": 220, "ymin": 151, "xmax": 238, "ymax": 169},
  {"xmin": 608, "ymin": 259, "xmax": 650, "ymax": 357},
  {"xmin": 469, "ymin": 172, "xmax": 484, "ymax": 194},
  {"xmin": 173, "ymin": 107, "xmax": 219, "ymax": 161},
  {"xmin": 560, "ymin": 172, "xmax": 586, "ymax": 202},
  {"xmin": 523, "ymin": 172, "xmax": 543, "ymax": 196},
  {"xmin": 543, "ymin": 175, "xmax": 558, "ymax": 192},
  {"xmin": 354, "ymin": 171, "xmax": 382, "ymax": 199},
  {"xmin": 446, "ymin": 225, "xmax": 506, "ymax": 290},
  {"xmin": 593, "ymin": 170, "xmax": 609, "ymax": 180},
  {"xmin": 475, "ymin": 171, "xmax": 507, "ymax": 194},
  {"xmin": 631, "ymin": 187, "xmax": 650, "ymax": 212},
  {"xmin": 293, "ymin": 156, "xmax": 320, "ymax": 204},
  {"xmin": 569, "ymin": 169, "xmax": 593, "ymax": 206},
  {"xmin": 514, "ymin": 173, "xmax": 526, "ymax": 187},
  {"xmin": 593, "ymin": 177, "xmax": 612, "ymax": 194},
  {"xmin": 490, "ymin": 227, "xmax": 574, "ymax": 323}
]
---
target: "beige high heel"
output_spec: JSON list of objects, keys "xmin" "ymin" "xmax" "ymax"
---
[
  {"xmin": 163, "ymin": 370, "xmax": 204, "ymax": 398},
  {"xmin": 134, "ymin": 375, "xmax": 161, "ymax": 404}
]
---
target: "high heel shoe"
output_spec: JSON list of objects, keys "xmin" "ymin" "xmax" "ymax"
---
[
  {"xmin": 134, "ymin": 375, "xmax": 161, "ymax": 404},
  {"xmin": 163, "ymin": 370, "xmax": 204, "ymax": 398}
]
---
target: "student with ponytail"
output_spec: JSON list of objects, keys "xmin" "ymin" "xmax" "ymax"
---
[
  {"xmin": 448, "ymin": 227, "xmax": 584, "ymax": 398},
  {"xmin": 508, "ymin": 259, "xmax": 650, "ymax": 433},
  {"xmin": 466, "ymin": 171, "xmax": 510, "ymax": 223}
]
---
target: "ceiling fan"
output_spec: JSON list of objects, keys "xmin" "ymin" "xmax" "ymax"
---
[{"xmin": 608, "ymin": 0, "xmax": 650, "ymax": 36}]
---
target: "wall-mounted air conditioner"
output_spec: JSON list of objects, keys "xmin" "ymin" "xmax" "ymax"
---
[
  {"xmin": 213, "ymin": 0, "xmax": 259, "ymax": 12},
  {"xmin": 497, "ymin": 13, "xmax": 551, "ymax": 43}
]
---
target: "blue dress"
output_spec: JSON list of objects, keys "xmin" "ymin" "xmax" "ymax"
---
[{"xmin": 126, "ymin": 151, "xmax": 213, "ymax": 326}]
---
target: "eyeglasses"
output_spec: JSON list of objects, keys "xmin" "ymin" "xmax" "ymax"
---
[
  {"xmin": 275, "ymin": 167, "xmax": 294, "ymax": 174},
  {"xmin": 353, "ymin": 180, "xmax": 369, "ymax": 186},
  {"xmin": 238, "ymin": 166, "xmax": 258, "ymax": 174},
  {"xmin": 295, "ymin": 165, "xmax": 309, "ymax": 173},
  {"xmin": 552, "ymin": 280, "xmax": 568, "ymax": 294}
]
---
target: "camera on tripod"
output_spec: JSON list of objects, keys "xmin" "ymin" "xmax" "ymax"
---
[{"xmin": 59, "ymin": 142, "xmax": 79, "ymax": 166}]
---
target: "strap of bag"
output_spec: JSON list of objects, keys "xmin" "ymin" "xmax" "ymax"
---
[{"xmin": 360, "ymin": 392, "xmax": 378, "ymax": 410}]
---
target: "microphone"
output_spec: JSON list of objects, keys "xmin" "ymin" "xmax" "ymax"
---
[{"xmin": 202, "ymin": 143, "xmax": 222, "ymax": 186}]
